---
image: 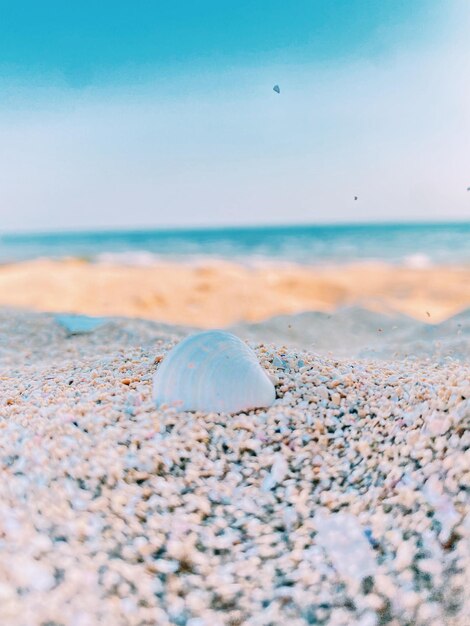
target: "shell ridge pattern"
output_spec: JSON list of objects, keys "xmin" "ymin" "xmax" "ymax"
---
[{"xmin": 153, "ymin": 330, "xmax": 275, "ymax": 413}]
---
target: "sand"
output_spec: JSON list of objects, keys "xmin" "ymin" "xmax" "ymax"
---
[
  {"xmin": 0, "ymin": 258, "xmax": 469, "ymax": 326},
  {"xmin": 0, "ymin": 310, "xmax": 469, "ymax": 626},
  {"xmin": 233, "ymin": 306, "xmax": 470, "ymax": 361}
]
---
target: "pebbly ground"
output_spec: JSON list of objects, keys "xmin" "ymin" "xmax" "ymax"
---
[{"xmin": 0, "ymin": 311, "xmax": 469, "ymax": 626}]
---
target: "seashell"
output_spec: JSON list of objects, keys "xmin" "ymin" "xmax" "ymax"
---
[
  {"xmin": 153, "ymin": 330, "xmax": 275, "ymax": 413},
  {"xmin": 55, "ymin": 314, "xmax": 107, "ymax": 335}
]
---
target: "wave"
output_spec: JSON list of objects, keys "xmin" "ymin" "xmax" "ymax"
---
[
  {"xmin": 1, "ymin": 223, "xmax": 469, "ymax": 265},
  {"xmin": 403, "ymin": 253, "xmax": 433, "ymax": 269}
]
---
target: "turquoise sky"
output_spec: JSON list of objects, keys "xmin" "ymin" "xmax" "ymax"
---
[
  {"xmin": 0, "ymin": 0, "xmax": 469, "ymax": 231},
  {"xmin": 0, "ymin": 1, "xmax": 433, "ymax": 83}
]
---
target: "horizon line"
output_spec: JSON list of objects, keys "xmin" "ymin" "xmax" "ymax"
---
[{"xmin": 2, "ymin": 218, "xmax": 470, "ymax": 239}]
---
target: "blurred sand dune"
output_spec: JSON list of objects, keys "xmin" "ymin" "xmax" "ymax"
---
[{"xmin": 0, "ymin": 258, "xmax": 468, "ymax": 327}]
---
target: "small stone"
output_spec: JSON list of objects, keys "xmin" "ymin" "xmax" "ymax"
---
[
  {"xmin": 273, "ymin": 355, "xmax": 286, "ymax": 369},
  {"xmin": 262, "ymin": 453, "xmax": 289, "ymax": 490},
  {"xmin": 395, "ymin": 541, "xmax": 414, "ymax": 570}
]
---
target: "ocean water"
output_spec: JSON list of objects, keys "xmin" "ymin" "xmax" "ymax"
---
[{"xmin": 1, "ymin": 222, "xmax": 469, "ymax": 265}]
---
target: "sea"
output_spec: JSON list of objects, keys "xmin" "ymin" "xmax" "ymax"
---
[{"xmin": 1, "ymin": 222, "xmax": 469, "ymax": 266}]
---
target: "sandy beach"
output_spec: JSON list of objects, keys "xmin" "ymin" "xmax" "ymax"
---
[
  {"xmin": 2, "ymin": 0, "xmax": 469, "ymax": 619},
  {"xmin": 0, "ymin": 257, "xmax": 469, "ymax": 625},
  {"xmin": 2, "ymin": 0, "xmax": 469, "ymax": 623},
  {"xmin": 0, "ymin": 306, "xmax": 469, "ymax": 626},
  {"xmin": 0, "ymin": 258, "xmax": 469, "ymax": 326}
]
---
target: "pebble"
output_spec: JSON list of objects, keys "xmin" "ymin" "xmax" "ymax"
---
[{"xmin": 262, "ymin": 452, "xmax": 289, "ymax": 491}]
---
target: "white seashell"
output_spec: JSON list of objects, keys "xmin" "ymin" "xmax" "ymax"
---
[{"xmin": 153, "ymin": 330, "xmax": 275, "ymax": 413}]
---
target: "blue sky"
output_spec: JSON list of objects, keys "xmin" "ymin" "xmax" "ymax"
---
[
  {"xmin": 0, "ymin": 0, "xmax": 469, "ymax": 231},
  {"xmin": 0, "ymin": 1, "xmax": 434, "ymax": 82}
]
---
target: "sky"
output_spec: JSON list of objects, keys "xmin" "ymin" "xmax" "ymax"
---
[{"xmin": 0, "ymin": 0, "xmax": 469, "ymax": 232}]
